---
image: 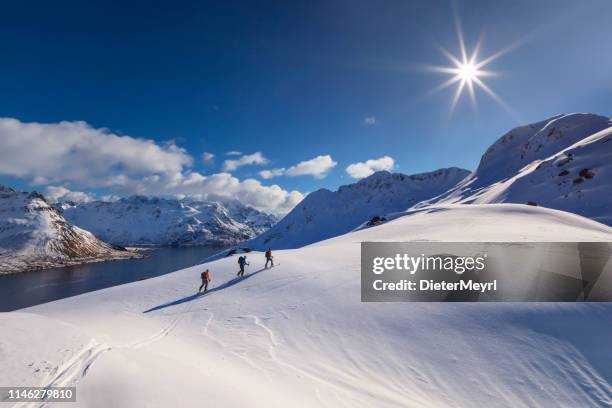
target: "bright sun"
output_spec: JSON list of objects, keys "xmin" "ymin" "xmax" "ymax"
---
[
  {"xmin": 456, "ymin": 62, "xmax": 477, "ymax": 82},
  {"xmin": 426, "ymin": 12, "xmax": 517, "ymax": 115}
]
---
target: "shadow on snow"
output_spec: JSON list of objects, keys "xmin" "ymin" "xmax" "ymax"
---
[{"xmin": 143, "ymin": 266, "xmax": 269, "ymax": 314}]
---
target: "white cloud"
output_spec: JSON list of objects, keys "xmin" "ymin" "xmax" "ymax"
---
[
  {"xmin": 91, "ymin": 171, "xmax": 302, "ymax": 215},
  {"xmin": 116, "ymin": 171, "xmax": 302, "ymax": 214},
  {"xmin": 100, "ymin": 194, "xmax": 121, "ymax": 203},
  {"xmin": 222, "ymin": 152, "xmax": 269, "ymax": 172},
  {"xmin": 146, "ymin": 172, "xmax": 303, "ymax": 215},
  {"xmin": 43, "ymin": 186, "xmax": 96, "ymax": 203},
  {"xmin": 32, "ymin": 176, "xmax": 49, "ymax": 185},
  {"xmin": 225, "ymin": 151, "xmax": 242, "ymax": 156},
  {"xmin": 363, "ymin": 116, "xmax": 376, "ymax": 126},
  {"xmin": 285, "ymin": 155, "xmax": 337, "ymax": 179},
  {"xmin": 259, "ymin": 168, "xmax": 286, "ymax": 179},
  {"xmin": 258, "ymin": 156, "xmax": 337, "ymax": 180},
  {"xmin": 202, "ymin": 152, "xmax": 215, "ymax": 164},
  {"xmin": 0, "ymin": 118, "xmax": 191, "ymax": 188},
  {"xmin": 345, "ymin": 156, "xmax": 395, "ymax": 179},
  {"xmin": 0, "ymin": 118, "xmax": 303, "ymax": 214}
]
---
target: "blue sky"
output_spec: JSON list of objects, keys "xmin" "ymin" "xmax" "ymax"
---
[{"xmin": 0, "ymin": 0, "xmax": 610, "ymax": 212}]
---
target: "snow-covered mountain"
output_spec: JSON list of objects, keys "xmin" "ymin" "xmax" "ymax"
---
[
  {"xmin": 247, "ymin": 167, "xmax": 470, "ymax": 249},
  {"xmin": 3, "ymin": 204, "xmax": 611, "ymax": 407},
  {"xmin": 0, "ymin": 186, "xmax": 137, "ymax": 274},
  {"xmin": 417, "ymin": 113, "xmax": 612, "ymax": 226},
  {"xmin": 57, "ymin": 196, "xmax": 277, "ymax": 247}
]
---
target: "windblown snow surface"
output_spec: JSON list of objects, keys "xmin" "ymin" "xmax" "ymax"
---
[{"xmin": 2, "ymin": 204, "xmax": 611, "ymax": 407}]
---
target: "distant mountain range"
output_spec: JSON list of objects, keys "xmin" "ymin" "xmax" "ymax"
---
[
  {"xmin": 247, "ymin": 112, "xmax": 612, "ymax": 251},
  {"xmin": 0, "ymin": 186, "xmax": 137, "ymax": 274},
  {"xmin": 56, "ymin": 196, "xmax": 277, "ymax": 247},
  {"xmin": 0, "ymin": 192, "xmax": 277, "ymax": 273},
  {"xmin": 246, "ymin": 167, "xmax": 471, "ymax": 249},
  {"xmin": 2, "ymin": 112, "xmax": 611, "ymax": 273}
]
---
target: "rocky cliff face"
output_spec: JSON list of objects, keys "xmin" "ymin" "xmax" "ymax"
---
[{"xmin": 0, "ymin": 186, "xmax": 137, "ymax": 274}]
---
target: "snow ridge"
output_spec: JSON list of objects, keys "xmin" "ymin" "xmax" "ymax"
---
[
  {"xmin": 247, "ymin": 167, "xmax": 470, "ymax": 250},
  {"xmin": 416, "ymin": 113, "xmax": 612, "ymax": 226}
]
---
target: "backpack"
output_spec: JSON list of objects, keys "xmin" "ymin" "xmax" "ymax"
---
[
  {"xmin": 266, "ymin": 250, "xmax": 272, "ymax": 258},
  {"xmin": 238, "ymin": 256, "xmax": 244, "ymax": 265}
]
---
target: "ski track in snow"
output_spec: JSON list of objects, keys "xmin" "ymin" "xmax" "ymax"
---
[
  {"xmin": 195, "ymin": 287, "xmax": 343, "ymax": 405},
  {"xmin": 9, "ymin": 205, "xmax": 612, "ymax": 407},
  {"xmin": 12, "ymin": 339, "xmax": 111, "ymax": 408},
  {"xmin": 248, "ymin": 313, "xmax": 420, "ymax": 408},
  {"xmin": 201, "ymin": 264, "xmax": 393, "ymax": 406},
  {"xmin": 14, "ymin": 296, "xmax": 196, "ymax": 408}
]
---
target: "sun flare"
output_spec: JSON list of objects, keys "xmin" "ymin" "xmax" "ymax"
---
[
  {"xmin": 456, "ymin": 62, "xmax": 477, "ymax": 82},
  {"xmin": 426, "ymin": 12, "xmax": 517, "ymax": 116}
]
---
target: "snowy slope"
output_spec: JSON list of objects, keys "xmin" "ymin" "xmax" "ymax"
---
[
  {"xmin": 418, "ymin": 113, "xmax": 612, "ymax": 225},
  {"xmin": 247, "ymin": 167, "xmax": 470, "ymax": 250},
  {"xmin": 2, "ymin": 204, "xmax": 611, "ymax": 407},
  {"xmin": 475, "ymin": 113, "xmax": 609, "ymax": 184},
  {"xmin": 57, "ymin": 196, "xmax": 277, "ymax": 247},
  {"xmin": 0, "ymin": 186, "xmax": 137, "ymax": 274}
]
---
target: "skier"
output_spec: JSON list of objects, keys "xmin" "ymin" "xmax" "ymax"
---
[
  {"xmin": 199, "ymin": 269, "xmax": 211, "ymax": 293},
  {"xmin": 265, "ymin": 248, "xmax": 274, "ymax": 268},
  {"xmin": 237, "ymin": 255, "xmax": 249, "ymax": 277}
]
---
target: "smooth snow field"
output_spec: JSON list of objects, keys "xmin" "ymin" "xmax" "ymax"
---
[{"xmin": 2, "ymin": 205, "xmax": 612, "ymax": 407}]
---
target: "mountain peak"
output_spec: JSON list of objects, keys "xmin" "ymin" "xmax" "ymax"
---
[
  {"xmin": 476, "ymin": 113, "xmax": 611, "ymax": 183},
  {"xmin": 0, "ymin": 185, "xmax": 16, "ymax": 192},
  {"xmin": 0, "ymin": 185, "xmax": 136, "ymax": 273},
  {"xmin": 27, "ymin": 191, "xmax": 47, "ymax": 203},
  {"xmin": 247, "ymin": 167, "xmax": 470, "ymax": 250},
  {"xmin": 419, "ymin": 113, "xmax": 612, "ymax": 226},
  {"xmin": 337, "ymin": 167, "xmax": 470, "ymax": 193}
]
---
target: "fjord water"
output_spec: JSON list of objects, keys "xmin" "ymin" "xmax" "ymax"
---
[{"xmin": 0, "ymin": 246, "xmax": 224, "ymax": 311}]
